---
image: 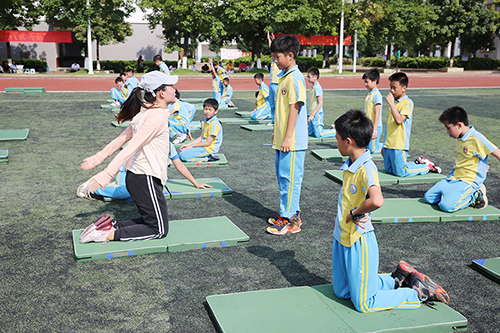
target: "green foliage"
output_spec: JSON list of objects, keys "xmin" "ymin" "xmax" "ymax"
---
[
  {"xmin": 0, "ymin": 0, "xmax": 41, "ymax": 30},
  {"xmin": 230, "ymin": 55, "xmax": 324, "ymax": 71},
  {"xmin": 95, "ymin": 60, "xmax": 178, "ymax": 73},
  {"xmin": 453, "ymin": 56, "xmax": 500, "ymax": 70},
  {"xmin": 1, "ymin": 58, "xmax": 48, "ymax": 72},
  {"xmin": 361, "ymin": 56, "xmax": 500, "ymax": 70}
]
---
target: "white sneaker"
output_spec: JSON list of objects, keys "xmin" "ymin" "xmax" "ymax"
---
[
  {"xmin": 173, "ymin": 132, "xmax": 188, "ymax": 144},
  {"xmin": 77, "ymin": 180, "xmax": 94, "ymax": 200},
  {"xmin": 266, "ymin": 122, "xmax": 274, "ymax": 126},
  {"xmin": 79, "ymin": 214, "xmax": 113, "ymax": 241},
  {"xmin": 80, "ymin": 226, "xmax": 115, "ymax": 244},
  {"xmin": 110, "ymin": 101, "xmax": 120, "ymax": 107}
]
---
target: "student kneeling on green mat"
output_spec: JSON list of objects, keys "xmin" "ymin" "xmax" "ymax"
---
[
  {"xmin": 77, "ymin": 71, "xmax": 178, "ymax": 244},
  {"xmin": 77, "ymin": 142, "xmax": 213, "ymax": 201},
  {"xmin": 424, "ymin": 106, "xmax": 500, "ymax": 212},
  {"xmin": 332, "ymin": 110, "xmax": 449, "ymax": 313},
  {"xmin": 179, "ymin": 98, "xmax": 223, "ymax": 162}
]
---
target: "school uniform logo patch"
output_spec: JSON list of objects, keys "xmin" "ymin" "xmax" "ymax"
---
[
  {"xmin": 463, "ymin": 146, "xmax": 468, "ymax": 153},
  {"xmin": 282, "ymin": 88, "xmax": 287, "ymax": 95},
  {"xmin": 349, "ymin": 184, "xmax": 357, "ymax": 194}
]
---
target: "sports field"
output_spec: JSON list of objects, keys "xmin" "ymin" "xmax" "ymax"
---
[{"xmin": 1, "ymin": 88, "xmax": 499, "ymax": 332}]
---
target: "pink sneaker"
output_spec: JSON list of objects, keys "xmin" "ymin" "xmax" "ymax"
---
[
  {"xmin": 80, "ymin": 226, "xmax": 116, "ymax": 244},
  {"xmin": 79, "ymin": 214, "xmax": 113, "ymax": 241}
]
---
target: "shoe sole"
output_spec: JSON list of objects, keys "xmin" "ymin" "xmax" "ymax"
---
[
  {"xmin": 77, "ymin": 181, "xmax": 91, "ymax": 199},
  {"xmin": 79, "ymin": 214, "xmax": 111, "ymax": 240},
  {"xmin": 398, "ymin": 260, "xmax": 417, "ymax": 277},
  {"xmin": 268, "ymin": 217, "xmax": 303, "ymax": 227},
  {"xmin": 266, "ymin": 227, "xmax": 301, "ymax": 235},
  {"xmin": 478, "ymin": 184, "xmax": 488, "ymax": 210},
  {"xmin": 417, "ymin": 272, "xmax": 450, "ymax": 304}
]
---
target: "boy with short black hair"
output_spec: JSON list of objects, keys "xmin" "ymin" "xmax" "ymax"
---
[
  {"xmin": 307, "ymin": 67, "xmax": 335, "ymax": 138},
  {"xmin": 179, "ymin": 98, "xmax": 223, "ymax": 162},
  {"xmin": 332, "ymin": 109, "xmax": 449, "ymax": 313},
  {"xmin": 220, "ymin": 78, "xmax": 234, "ymax": 108},
  {"xmin": 382, "ymin": 72, "xmax": 432, "ymax": 177},
  {"xmin": 251, "ymin": 72, "xmax": 271, "ymax": 120},
  {"xmin": 110, "ymin": 76, "xmax": 126, "ymax": 107},
  {"xmin": 424, "ymin": 106, "xmax": 500, "ymax": 212},
  {"xmin": 154, "ymin": 54, "xmax": 171, "ymax": 76},
  {"xmin": 124, "ymin": 68, "xmax": 140, "ymax": 97},
  {"xmin": 266, "ymin": 35, "xmax": 308, "ymax": 235},
  {"xmin": 362, "ymin": 69, "xmax": 383, "ymax": 153}
]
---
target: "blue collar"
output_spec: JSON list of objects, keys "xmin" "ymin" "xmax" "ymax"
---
[
  {"xmin": 277, "ymin": 65, "xmax": 299, "ymax": 79},
  {"xmin": 460, "ymin": 126, "xmax": 475, "ymax": 141},
  {"xmin": 340, "ymin": 149, "xmax": 372, "ymax": 173}
]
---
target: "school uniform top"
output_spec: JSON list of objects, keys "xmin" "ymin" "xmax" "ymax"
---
[
  {"xmin": 448, "ymin": 126, "xmax": 497, "ymax": 189},
  {"xmin": 212, "ymin": 76, "xmax": 221, "ymax": 93},
  {"xmin": 223, "ymin": 84, "xmax": 233, "ymax": 99},
  {"xmin": 334, "ymin": 150, "xmax": 379, "ymax": 247},
  {"xmin": 159, "ymin": 62, "xmax": 170, "ymax": 75},
  {"xmin": 181, "ymin": 101, "xmax": 197, "ymax": 120},
  {"xmin": 270, "ymin": 61, "xmax": 279, "ymax": 85},
  {"xmin": 216, "ymin": 67, "xmax": 227, "ymax": 81},
  {"xmin": 256, "ymin": 82, "xmax": 270, "ymax": 109},
  {"xmin": 364, "ymin": 88, "xmax": 383, "ymax": 129},
  {"xmin": 92, "ymin": 106, "xmax": 171, "ymax": 187},
  {"xmin": 308, "ymin": 82, "xmax": 323, "ymax": 115},
  {"xmin": 383, "ymin": 95, "xmax": 414, "ymax": 150},
  {"xmin": 168, "ymin": 100, "xmax": 190, "ymax": 124},
  {"xmin": 126, "ymin": 76, "xmax": 140, "ymax": 96},
  {"xmin": 272, "ymin": 65, "xmax": 308, "ymax": 151},
  {"xmin": 201, "ymin": 115, "xmax": 223, "ymax": 154}
]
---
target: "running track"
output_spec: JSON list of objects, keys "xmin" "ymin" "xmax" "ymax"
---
[{"xmin": 1, "ymin": 72, "xmax": 500, "ymax": 91}]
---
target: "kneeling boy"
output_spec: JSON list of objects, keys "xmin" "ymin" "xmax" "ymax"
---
[
  {"xmin": 333, "ymin": 110, "xmax": 449, "ymax": 313},
  {"xmin": 179, "ymin": 98, "xmax": 223, "ymax": 162},
  {"xmin": 424, "ymin": 106, "xmax": 500, "ymax": 212},
  {"xmin": 251, "ymin": 72, "xmax": 272, "ymax": 120}
]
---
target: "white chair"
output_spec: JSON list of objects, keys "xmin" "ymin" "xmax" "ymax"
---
[{"xmin": 29, "ymin": 68, "xmax": 36, "ymax": 74}]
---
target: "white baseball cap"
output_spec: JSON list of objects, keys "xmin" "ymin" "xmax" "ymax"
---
[{"xmin": 138, "ymin": 71, "xmax": 178, "ymax": 96}]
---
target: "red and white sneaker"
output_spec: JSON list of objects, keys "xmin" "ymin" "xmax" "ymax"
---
[
  {"xmin": 415, "ymin": 156, "xmax": 442, "ymax": 173},
  {"xmin": 80, "ymin": 226, "xmax": 116, "ymax": 244},
  {"xmin": 79, "ymin": 214, "xmax": 113, "ymax": 242}
]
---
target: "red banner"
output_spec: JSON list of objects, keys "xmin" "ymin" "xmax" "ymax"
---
[
  {"xmin": 0, "ymin": 30, "xmax": 72, "ymax": 43},
  {"xmin": 275, "ymin": 34, "xmax": 351, "ymax": 46}
]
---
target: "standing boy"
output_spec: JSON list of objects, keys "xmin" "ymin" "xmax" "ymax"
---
[
  {"xmin": 209, "ymin": 58, "xmax": 221, "ymax": 103},
  {"xmin": 220, "ymin": 78, "xmax": 234, "ymax": 108},
  {"xmin": 362, "ymin": 69, "xmax": 383, "ymax": 153},
  {"xmin": 266, "ymin": 35, "xmax": 308, "ymax": 235},
  {"xmin": 251, "ymin": 72, "xmax": 272, "ymax": 120},
  {"xmin": 307, "ymin": 67, "xmax": 335, "ymax": 138},
  {"xmin": 382, "ymin": 72, "xmax": 429, "ymax": 177},
  {"xmin": 332, "ymin": 110, "xmax": 449, "ymax": 313},
  {"xmin": 179, "ymin": 98, "xmax": 223, "ymax": 162},
  {"xmin": 425, "ymin": 106, "xmax": 500, "ymax": 212},
  {"xmin": 154, "ymin": 55, "xmax": 171, "ymax": 76}
]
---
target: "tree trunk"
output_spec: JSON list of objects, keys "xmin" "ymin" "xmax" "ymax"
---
[
  {"xmin": 6, "ymin": 42, "xmax": 11, "ymax": 59},
  {"xmin": 96, "ymin": 41, "xmax": 101, "ymax": 70},
  {"xmin": 386, "ymin": 43, "xmax": 392, "ymax": 68}
]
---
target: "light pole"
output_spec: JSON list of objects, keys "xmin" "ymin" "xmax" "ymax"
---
[
  {"xmin": 86, "ymin": 0, "xmax": 94, "ymax": 74},
  {"xmin": 338, "ymin": 0, "xmax": 344, "ymax": 74}
]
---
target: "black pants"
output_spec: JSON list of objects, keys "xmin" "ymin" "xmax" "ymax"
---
[{"xmin": 113, "ymin": 171, "xmax": 169, "ymax": 241}]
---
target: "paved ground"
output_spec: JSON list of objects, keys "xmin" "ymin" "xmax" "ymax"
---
[{"xmin": 1, "ymin": 69, "xmax": 500, "ymax": 91}]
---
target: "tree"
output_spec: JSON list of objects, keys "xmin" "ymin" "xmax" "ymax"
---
[
  {"xmin": 0, "ymin": 0, "xmax": 42, "ymax": 58},
  {"xmin": 42, "ymin": 0, "xmax": 134, "ymax": 63},
  {"xmin": 137, "ymin": 0, "xmax": 217, "ymax": 63}
]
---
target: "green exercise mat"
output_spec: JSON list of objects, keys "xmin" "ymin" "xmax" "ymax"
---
[
  {"xmin": 164, "ymin": 177, "xmax": 232, "ymax": 199},
  {"xmin": 312, "ymin": 149, "xmax": 383, "ymax": 161},
  {"xmin": 371, "ymin": 198, "xmax": 500, "ymax": 223},
  {"xmin": 241, "ymin": 124, "xmax": 273, "ymax": 132},
  {"xmin": 72, "ymin": 216, "xmax": 249, "ymax": 262},
  {"xmin": 472, "ymin": 257, "xmax": 500, "ymax": 284},
  {"xmin": 308, "ymin": 136, "xmax": 336, "ymax": 143},
  {"xmin": 206, "ymin": 284, "xmax": 467, "ymax": 333},
  {"xmin": 181, "ymin": 97, "xmax": 212, "ymax": 102},
  {"xmin": 181, "ymin": 153, "xmax": 228, "ymax": 167},
  {"xmin": 106, "ymin": 99, "xmax": 114, "ymax": 103},
  {"xmin": 101, "ymin": 104, "xmax": 113, "ymax": 109},
  {"xmin": 23, "ymin": 87, "xmax": 46, "ymax": 94},
  {"xmin": 111, "ymin": 121, "xmax": 129, "ymax": 127},
  {"xmin": 219, "ymin": 117, "xmax": 267, "ymax": 125},
  {"xmin": 0, "ymin": 149, "xmax": 8, "ymax": 164},
  {"xmin": 235, "ymin": 111, "xmax": 253, "ymax": 117},
  {"xmin": 0, "ymin": 129, "xmax": 29, "ymax": 141},
  {"xmin": 5, "ymin": 87, "xmax": 24, "ymax": 94},
  {"xmin": 325, "ymin": 169, "xmax": 445, "ymax": 185}
]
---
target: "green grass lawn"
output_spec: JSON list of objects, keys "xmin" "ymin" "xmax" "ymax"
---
[{"xmin": 0, "ymin": 88, "xmax": 499, "ymax": 332}]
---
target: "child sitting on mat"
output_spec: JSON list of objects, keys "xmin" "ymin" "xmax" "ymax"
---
[
  {"xmin": 169, "ymin": 89, "xmax": 192, "ymax": 144},
  {"xmin": 332, "ymin": 109, "xmax": 449, "ymax": 313},
  {"xmin": 251, "ymin": 72, "xmax": 272, "ymax": 120},
  {"xmin": 178, "ymin": 98, "xmax": 223, "ymax": 162},
  {"xmin": 307, "ymin": 67, "xmax": 335, "ymax": 138},
  {"xmin": 110, "ymin": 76, "xmax": 127, "ymax": 107},
  {"xmin": 77, "ymin": 142, "xmax": 213, "ymax": 201},
  {"xmin": 424, "ymin": 106, "xmax": 500, "ymax": 212},
  {"xmin": 77, "ymin": 71, "xmax": 178, "ymax": 244},
  {"xmin": 219, "ymin": 78, "xmax": 234, "ymax": 108}
]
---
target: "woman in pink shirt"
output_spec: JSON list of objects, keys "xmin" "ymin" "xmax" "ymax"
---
[{"xmin": 78, "ymin": 71, "xmax": 178, "ymax": 243}]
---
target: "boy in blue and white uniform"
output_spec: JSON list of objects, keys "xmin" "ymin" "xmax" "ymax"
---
[
  {"xmin": 168, "ymin": 90, "xmax": 192, "ymax": 144},
  {"xmin": 266, "ymin": 35, "xmax": 308, "ymax": 235},
  {"xmin": 124, "ymin": 69, "xmax": 139, "ymax": 97},
  {"xmin": 267, "ymin": 32, "xmax": 279, "ymax": 124},
  {"xmin": 362, "ymin": 69, "xmax": 383, "ymax": 153},
  {"xmin": 332, "ymin": 109, "xmax": 449, "ymax": 313},
  {"xmin": 219, "ymin": 78, "xmax": 234, "ymax": 108},
  {"xmin": 251, "ymin": 72, "xmax": 272, "ymax": 120},
  {"xmin": 154, "ymin": 54, "xmax": 171, "ymax": 76},
  {"xmin": 110, "ymin": 76, "xmax": 127, "ymax": 106},
  {"xmin": 179, "ymin": 98, "xmax": 223, "ymax": 162},
  {"xmin": 424, "ymin": 106, "xmax": 500, "ymax": 212},
  {"xmin": 209, "ymin": 58, "xmax": 222, "ymax": 103},
  {"xmin": 382, "ymin": 72, "xmax": 429, "ymax": 177},
  {"xmin": 306, "ymin": 67, "xmax": 335, "ymax": 138}
]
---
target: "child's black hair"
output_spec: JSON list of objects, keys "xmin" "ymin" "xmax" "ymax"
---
[
  {"xmin": 120, "ymin": 72, "xmax": 126, "ymax": 77},
  {"xmin": 115, "ymin": 76, "xmax": 124, "ymax": 84},
  {"xmin": 125, "ymin": 68, "xmax": 134, "ymax": 74},
  {"xmin": 388, "ymin": 72, "xmax": 408, "ymax": 87},
  {"xmin": 255, "ymin": 91, "xmax": 259, "ymax": 98},
  {"xmin": 270, "ymin": 35, "xmax": 300, "ymax": 59},
  {"xmin": 153, "ymin": 55, "xmax": 163, "ymax": 62},
  {"xmin": 334, "ymin": 109, "xmax": 373, "ymax": 148},
  {"xmin": 439, "ymin": 106, "xmax": 469, "ymax": 126},
  {"xmin": 307, "ymin": 67, "xmax": 320, "ymax": 78},
  {"xmin": 362, "ymin": 68, "xmax": 380, "ymax": 84},
  {"xmin": 223, "ymin": 77, "xmax": 230, "ymax": 83},
  {"xmin": 175, "ymin": 89, "xmax": 180, "ymax": 99},
  {"xmin": 203, "ymin": 98, "xmax": 219, "ymax": 111},
  {"xmin": 213, "ymin": 61, "xmax": 219, "ymax": 66},
  {"xmin": 116, "ymin": 84, "xmax": 167, "ymax": 124},
  {"xmin": 253, "ymin": 72, "xmax": 264, "ymax": 80}
]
